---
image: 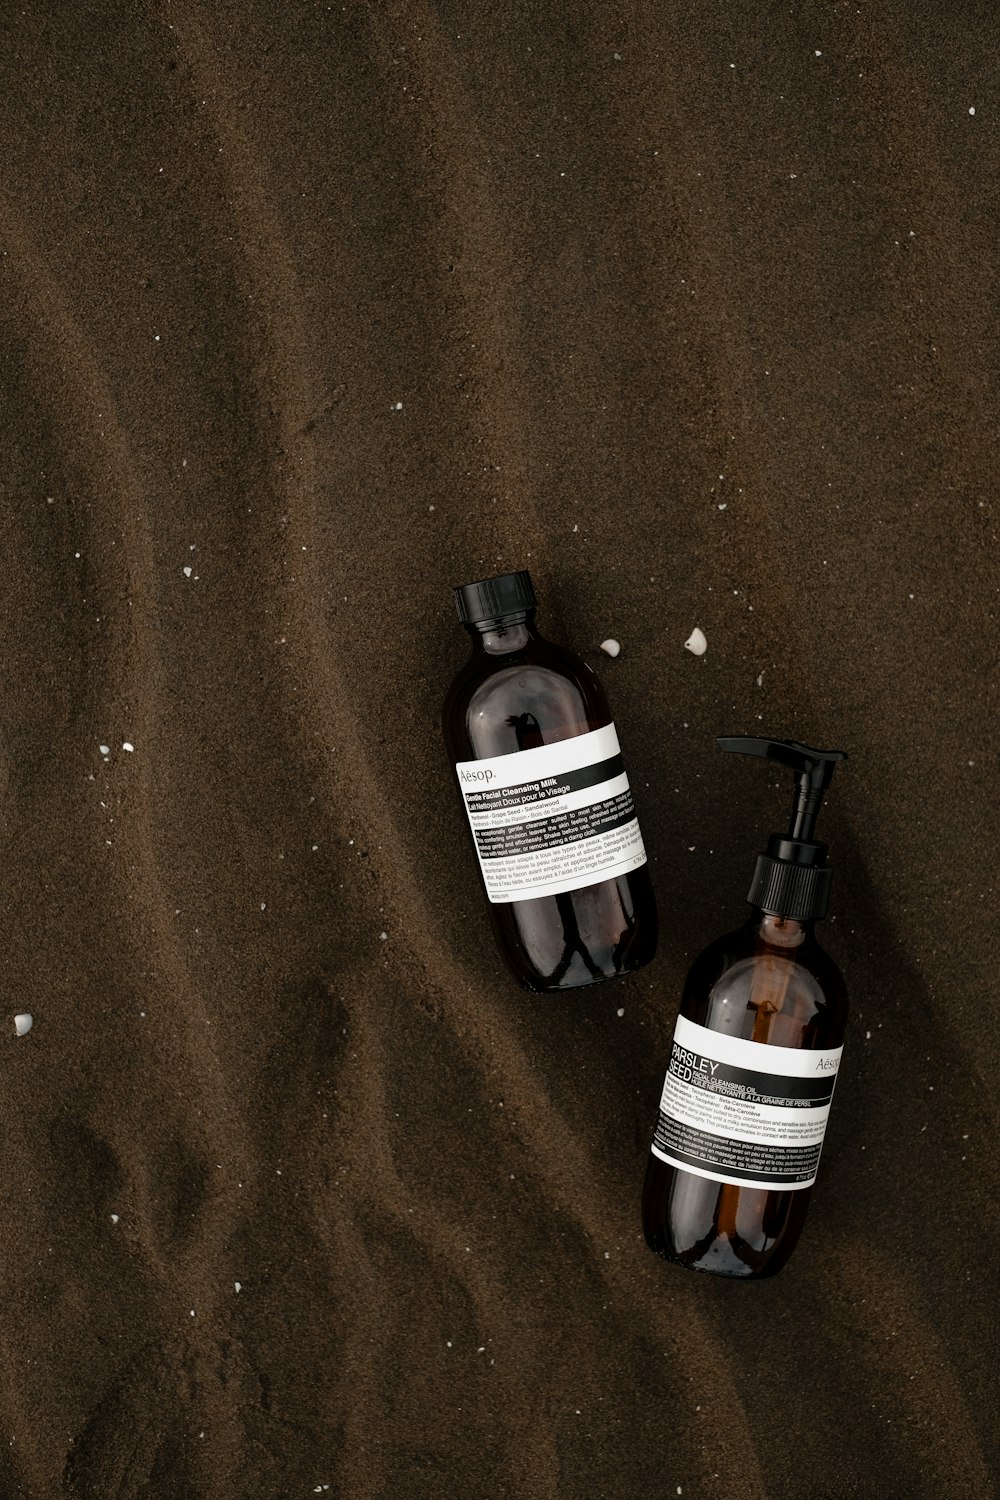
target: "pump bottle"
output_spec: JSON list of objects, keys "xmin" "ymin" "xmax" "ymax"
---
[
  {"xmin": 642, "ymin": 737, "xmax": 848, "ymax": 1278},
  {"xmin": 443, "ymin": 570, "xmax": 657, "ymax": 993}
]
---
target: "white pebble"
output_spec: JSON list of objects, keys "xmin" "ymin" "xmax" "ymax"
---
[
  {"xmin": 99, "ymin": 744, "xmax": 111, "ymax": 756},
  {"xmin": 111, "ymin": 1214, "xmax": 120, "ymax": 1224},
  {"xmin": 183, "ymin": 566, "xmax": 192, "ymax": 578},
  {"xmin": 394, "ymin": 401, "xmax": 403, "ymax": 410},
  {"xmin": 122, "ymin": 741, "xmax": 134, "ymax": 752},
  {"xmin": 379, "ymin": 931, "xmax": 388, "ymax": 941},
  {"xmin": 684, "ymin": 627, "xmax": 708, "ymax": 656},
  {"xmin": 14, "ymin": 1013, "xmax": 33, "ymax": 1036},
  {"xmin": 616, "ymin": 1007, "xmax": 625, "ymax": 1017},
  {"xmin": 234, "ymin": 1281, "xmax": 242, "ymax": 1292},
  {"xmin": 969, "ymin": 106, "xmax": 976, "ymax": 115},
  {"xmin": 600, "ymin": 638, "xmax": 621, "ymax": 657}
]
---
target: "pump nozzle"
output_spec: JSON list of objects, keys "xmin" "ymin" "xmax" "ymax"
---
[
  {"xmin": 717, "ymin": 738, "xmax": 847, "ymax": 842},
  {"xmin": 717, "ymin": 736, "xmax": 848, "ymax": 921}
]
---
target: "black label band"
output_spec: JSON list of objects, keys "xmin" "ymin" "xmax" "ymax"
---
[{"xmin": 463, "ymin": 753, "xmax": 626, "ymax": 811}]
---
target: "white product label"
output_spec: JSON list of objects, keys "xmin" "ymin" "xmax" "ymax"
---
[
  {"xmin": 455, "ymin": 722, "xmax": 647, "ymax": 904},
  {"xmin": 650, "ymin": 1014, "xmax": 844, "ymax": 1190}
]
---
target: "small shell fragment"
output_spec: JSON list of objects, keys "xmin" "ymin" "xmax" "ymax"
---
[
  {"xmin": 684, "ymin": 627, "xmax": 708, "ymax": 656},
  {"xmin": 600, "ymin": 638, "xmax": 621, "ymax": 657},
  {"xmin": 14, "ymin": 1013, "xmax": 33, "ymax": 1036}
]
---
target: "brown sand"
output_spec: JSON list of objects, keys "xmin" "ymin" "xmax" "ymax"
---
[{"xmin": 1, "ymin": 4, "xmax": 998, "ymax": 1496}]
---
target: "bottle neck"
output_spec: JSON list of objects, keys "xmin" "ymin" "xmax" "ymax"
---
[
  {"xmin": 749, "ymin": 908, "xmax": 816, "ymax": 951},
  {"xmin": 465, "ymin": 609, "xmax": 539, "ymax": 656}
]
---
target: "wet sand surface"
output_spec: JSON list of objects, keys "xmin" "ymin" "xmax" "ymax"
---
[{"xmin": 1, "ymin": 4, "xmax": 997, "ymax": 1496}]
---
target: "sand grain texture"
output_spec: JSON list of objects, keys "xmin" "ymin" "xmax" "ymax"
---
[{"xmin": 1, "ymin": 4, "xmax": 998, "ymax": 1497}]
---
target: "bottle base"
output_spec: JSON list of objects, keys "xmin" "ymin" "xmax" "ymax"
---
[
  {"xmin": 648, "ymin": 1245, "xmax": 766, "ymax": 1281},
  {"xmin": 493, "ymin": 870, "xmax": 658, "ymax": 994},
  {"xmin": 644, "ymin": 1227, "xmax": 791, "ymax": 1280},
  {"xmin": 515, "ymin": 961, "xmax": 651, "ymax": 995}
]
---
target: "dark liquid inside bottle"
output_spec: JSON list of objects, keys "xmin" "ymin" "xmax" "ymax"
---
[
  {"xmin": 642, "ymin": 911, "xmax": 847, "ymax": 1277},
  {"xmin": 444, "ymin": 606, "xmax": 657, "ymax": 993}
]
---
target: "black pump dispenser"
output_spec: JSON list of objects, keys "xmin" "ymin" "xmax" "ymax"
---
[{"xmin": 718, "ymin": 737, "xmax": 847, "ymax": 922}]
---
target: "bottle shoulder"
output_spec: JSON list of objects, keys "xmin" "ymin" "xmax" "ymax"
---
[
  {"xmin": 443, "ymin": 638, "xmax": 610, "ymax": 760},
  {"xmin": 681, "ymin": 920, "xmax": 848, "ymax": 1047}
]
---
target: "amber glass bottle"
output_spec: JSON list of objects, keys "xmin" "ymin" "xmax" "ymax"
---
[
  {"xmin": 642, "ymin": 737, "xmax": 848, "ymax": 1278},
  {"xmin": 443, "ymin": 570, "xmax": 657, "ymax": 993}
]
